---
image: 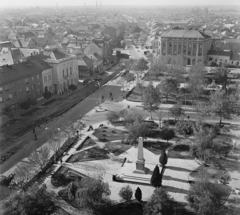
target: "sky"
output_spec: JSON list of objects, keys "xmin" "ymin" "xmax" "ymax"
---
[{"xmin": 0, "ymin": 0, "xmax": 239, "ymax": 7}]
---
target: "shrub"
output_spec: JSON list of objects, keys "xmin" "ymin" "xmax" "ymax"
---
[
  {"xmin": 159, "ymin": 149, "xmax": 168, "ymax": 167},
  {"xmin": 150, "ymin": 165, "xmax": 162, "ymax": 187},
  {"xmin": 68, "ymin": 84, "xmax": 77, "ymax": 91},
  {"xmin": 43, "ymin": 91, "xmax": 52, "ymax": 100},
  {"xmin": 160, "ymin": 127, "xmax": 175, "ymax": 142},
  {"xmin": 176, "ymin": 120, "xmax": 194, "ymax": 135},
  {"xmin": 119, "ymin": 185, "xmax": 133, "ymax": 202},
  {"xmin": 29, "ymin": 98, "xmax": 37, "ymax": 106},
  {"xmin": 20, "ymin": 100, "xmax": 31, "ymax": 110},
  {"xmin": 135, "ymin": 187, "xmax": 142, "ymax": 202}
]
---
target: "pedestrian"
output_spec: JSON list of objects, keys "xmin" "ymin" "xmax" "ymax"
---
[{"xmin": 34, "ymin": 134, "xmax": 37, "ymax": 140}]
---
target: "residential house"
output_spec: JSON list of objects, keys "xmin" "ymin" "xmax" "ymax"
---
[
  {"xmin": 0, "ymin": 60, "xmax": 44, "ymax": 115},
  {"xmin": 77, "ymin": 55, "xmax": 93, "ymax": 76},
  {"xmin": 40, "ymin": 48, "xmax": 78, "ymax": 94},
  {"xmin": 160, "ymin": 30, "xmax": 212, "ymax": 65}
]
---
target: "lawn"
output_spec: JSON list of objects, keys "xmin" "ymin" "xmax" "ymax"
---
[
  {"xmin": 92, "ymin": 127, "xmax": 128, "ymax": 142},
  {"xmin": 105, "ymin": 142, "xmax": 132, "ymax": 156},
  {"xmin": 76, "ymin": 137, "xmax": 96, "ymax": 150}
]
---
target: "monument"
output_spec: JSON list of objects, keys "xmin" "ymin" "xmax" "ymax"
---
[{"xmin": 134, "ymin": 137, "xmax": 146, "ymax": 174}]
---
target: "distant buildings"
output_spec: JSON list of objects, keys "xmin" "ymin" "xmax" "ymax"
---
[{"xmin": 160, "ymin": 30, "xmax": 212, "ymax": 65}]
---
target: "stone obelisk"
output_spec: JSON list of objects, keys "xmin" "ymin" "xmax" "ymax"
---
[{"xmin": 134, "ymin": 137, "xmax": 146, "ymax": 174}]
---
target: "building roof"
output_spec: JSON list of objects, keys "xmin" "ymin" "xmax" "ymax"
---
[
  {"xmin": 18, "ymin": 31, "xmax": 36, "ymax": 39},
  {"xmin": 82, "ymin": 55, "xmax": 93, "ymax": 67},
  {"xmin": 93, "ymin": 53, "xmax": 103, "ymax": 61},
  {"xmin": 0, "ymin": 61, "xmax": 42, "ymax": 86},
  {"xmin": 161, "ymin": 30, "xmax": 211, "ymax": 39},
  {"xmin": 52, "ymin": 50, "xmax": 66, "ymax": 60},
  {"xmin": 208, "ymin": 50, "xmax": 231, "ymax": 57},
  {"xmin": 27, "ymin": 55, "xmax": 52, "ymax": 70},
  {"xmin": 0, "ymin": 41, "xmax": 15, "ymax": 50}
]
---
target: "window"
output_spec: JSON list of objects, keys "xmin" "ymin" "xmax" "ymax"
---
[
  {"xmin": 44, "ymin": 76, "xmax": 48, "ymax": 82},
  {"xmin": 178, "ymin": 42, "xmax": 182, "ymax": 54},
  {"xmin": 25, "ymin": 78, "xmax": 29, "ymax": 84},
  {"xmin": 70, "ymin": 67, "xmax": 72, "ymax": 75},
  {"xmin": 173, "ymin": 42, "xmax": 177, "ymax": 55},
  {"xmin": 162, "ymin": 42, "xmax": 166, "ymax": 54},
  {"xmin": 48, "ymin": 74, "xmax": 52, "ymax": 81},
  {"xmin": 26, "ymin": 87, "xmax": 30, "ymax": 92},
  {"xmin": 188, "ymin": 43, "xmax": 192, "ymax": 55},
  {"xmin": 62, "ymin": 70, "xmax": 65, "ymax": 77},
  {"xmin": 193, "ymin": 43, "xmax": 197, "ymax": 56},
  {"xmin": 5, "ymin": 85, "xmax": 9, "ymax": 91},
  {"xmin": 0, "ymin": 97, "xmax": 3, "ymax": 103},
  {"xmin": 168, "ymin": 42, "xmax": 172, "ymax": 54},
  {"xmin": 198, "ymin": 43, "xmax": 202, "ymax": 56},
  {"xmin": 0, "ymin": 87, "xmax": 3, "ymax": 93},
  {"xmin": 183, "ymin": 43, "xmax": 187, "ymax": 54},
  {"xmin": 8, "ymin": 94, "xmax": 13, "ymax": 99},
  {"xmin": 38, "ymin": 82, "xmax": 40, "ymax": 86},
  {"xmin": 66, "ymin": 69, "xmax": 68, "ymax": 77}
]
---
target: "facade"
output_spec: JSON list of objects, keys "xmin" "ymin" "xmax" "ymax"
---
[
  {"xmin": 0, "ymin": 60, "xmax": 44, "ymax": 115},
  {"xmin": 160, "ymin": 30, "xmax": 212, "ymax": 65},
  {"xmin": 40, "ymin": 48, "xmax": 78, "ymax": 94},
  {"xmin": 77, "ymin": 55, "xmax": 93, "ymax": 76}
]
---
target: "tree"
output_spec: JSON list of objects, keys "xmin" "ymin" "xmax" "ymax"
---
[
  {"xmin": 136, "ymin": 81, "xmax": 145, "ymax": 100},
  {"xmin": 142, "ymin": 83, "xmax": 161, "ymax": 119},
  {"xmin": 135, "ymin": 187, "xmax": 142, "ymax": 202},
  {"xmin": 188, "ymin": 63, "xmax": 206, "ymax": 103},
  {"xmin": 157, "ymin": 77, "xmax": 179, "ymax": 102},
  {"xmin": 214, "ymin": 66, "xmax": 229, "ymax": 91},
  {"xmin": 150, "ymin": 165, "xmax": 162, "ymax": 188},
  {"xmin": 3, "ymin": 185, "xmax": 55, "ymax": 215},
  {"xmin": 68, "ymin": 84, "xmax": 77, "ymax": 92},
  {"xmin": 49, "ymin": 135, "xmax": 62, "ymax": 163},
  {"xmin": 28, "ymin": 146, "xmax": 51, "ymax": 171},
  {"xmin": 160, "ymin": 127, "xmax": 175, "ymax": 143},
  {"xmin": 159, "ymin": 150, "xmax": 168, "ymax": 167},
  {"xmin": 43, "ymin": 91, "xmax": 52, "ymax": 100},
  {"xmin": 146, "ymin": 52, "xmax": 154, "ymax": 63},
  {"xmin": 125, "ymin": 73, "xmax": 135, "ymax": 84},
  {"xmin": 119, "ymin": 185, "xmax": 133, "ymax": 202},
  {"xmin": 19, "ymin": 100, "xmax": 31, "ymax": 110},
  {"xmin": 155, "ymin": 109, "xmax": 164, "ymax": 129},
  {"xmin": 210, "ymin": 90, "xmax": 239, "ymax": 124},
  {"xmin": 14, "ymin": 162, "xmax": 34, "ymax": 188},
  {"xmin": 134, "ymin": 57, "xmax": 148, "ymax": 78},
  {"xmin": 67, "ymin": 177, "xmax": 111, "ymax": 208},
  {"xmin": 187, "ymin": 173, "xmax": 228, "ymax": 215},
  {"xmin": 170, "ymin": 104, "xmax": 185, "ymax": 122},
  {"xmin": 127, "ymin": 119, "xmax": 149, "ymax": 144},
  {"xmin": 144, "ymin": 187, "xmax": 175, "ymax": 215},
  {"xmin": 106, "ymin": 111, "xmax": 120, "ymax": 124}
]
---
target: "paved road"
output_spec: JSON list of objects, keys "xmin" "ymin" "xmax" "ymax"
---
[{"xmin": 0, "ymin": 83, "xmax": 124, "ymax": 174}]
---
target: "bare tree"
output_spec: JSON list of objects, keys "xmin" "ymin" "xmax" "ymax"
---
[
  {"xmin": 28, "ymin": 146, "xmax": 51, "ymax": 171},
  {"xmin": 155, "ymin": 109, "xmax": 164, "ymax": 129},
  {"xmin": 14, "ymin": 162, "xmax": 34, "ymax": 188},
  {"xmin": 48, "ymin": 135, "xmax": 62, "ymax": 163}
]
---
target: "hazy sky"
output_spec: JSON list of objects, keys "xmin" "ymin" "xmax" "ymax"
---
[{"xmin": 0, "ymin": 0, "xmax": 239, "ymax": 7}]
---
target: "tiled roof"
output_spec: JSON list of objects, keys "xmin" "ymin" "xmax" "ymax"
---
[
  {"xmin": 208, "ymin": 50, "xmax": 231, "ymax": 57},
  {"xmin": 52, "ymin": 50, "xmax": 66, "ymax": 60},
  {"xmin": 27, "ymin": 55, "xmax": 52, "ymax": 70},
  {"xmin": 161, "ymin": 30, "xmax": 211, "ymax": 39},
  {"xmin": 0, "ymin": 41, "xmax": 15, "ymax": 49},
  {"xmin": 18, "ymin": 31, "xmax": 36, "ymax": 39},
  {"xmin": 93, "ymin": 53, "xmax": 103, "ymax": 61},
  {"xmin": 0, "ymin": 61, "xmax": 42, "ymax": 86}
]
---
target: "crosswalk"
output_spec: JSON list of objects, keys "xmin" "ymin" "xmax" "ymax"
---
[{"xmin": 85, "ymin": 95, "xmax": 122, "ymax": 102}]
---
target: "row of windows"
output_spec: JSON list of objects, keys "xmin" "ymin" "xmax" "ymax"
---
[
  {"xmin": 43, "ymin": 74, "xmax": 52, "ymax": 83},
  {"xmin": 0, "ymin": 75, "xmax": 40, "ymax": 93},
  {"xmin": 0, "ymin": 88, "xmax": 42, "ymax": 103},
  {"xmin": 62, "ymin": 67, "xmax": 73, "ymax": 78},
  {"xmin": 162, "ymin": 42, "xmax": 202, "ymax": 56}
]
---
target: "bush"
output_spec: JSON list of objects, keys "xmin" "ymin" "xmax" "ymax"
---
[
  {"xmin": 43, "ymin": 91, "xmax": 52, "ymax": 100},
  {"xmin": 135, "ymin": 187, "xmax": 142, "ymax": 202},
  {"xmin": 68, "ymin": 84, "xmax": 77, "ymax": 91},
  {"xmin": 20, "ymin": 100, "xmax": 31, "ymax": 110},
  {"xmin": 176, "ymin": 120, "xmax": 194, "ymax": 135},
  {"xmin": 119, "ymin": 185, "xmax": 133, "ymax": 202},
  {"xmin": 160, "ymin": 127, "xmax": 175, "ymax": 142},
  {"xmin": 150, "ymin": 165, "xmax": 162, "ymax": 188},
  {"xmin": 159, "ymin": 149, "xmax": 168, "ymax": 167},
  {"xmin": 29, "ymin": 98, "xmax": 37, "ymax": 106}
]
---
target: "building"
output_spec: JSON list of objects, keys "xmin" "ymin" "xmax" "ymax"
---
[
  {"xmin": 77, "ymin": 55, "xmax": 93, "ymax": 76},
  {"xmin": 160, "ymin": 30, "xmax": 212, "ymax": 65},
  {"xmin": 40, "ymin": 48, "xmax": 78, "ymax": 94},
  {"xmin": 0, "ymin": 60, "xmax": 46, "ymax": 115}
]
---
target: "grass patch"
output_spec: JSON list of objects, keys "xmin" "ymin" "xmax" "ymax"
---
[
  {"xmin": 20, "ymin": 107, "xmax": 40, "ymax": 116},
  {"xmin": 76, "ymin": 137, "xmax": 96, "ymax": 150},
  {"xmin": 144, "ymin": 141, "xmax": 173, "ymax": 155},
  {"xmin": 105, "ymin": 142, "xmax": 131, "ymax": 156},
  {"xmin": 93, "ymin": 127, "xmax": 128, "ymax": 142}
]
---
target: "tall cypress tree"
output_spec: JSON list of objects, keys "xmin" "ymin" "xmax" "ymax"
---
[
  {"xmin": 135, "ymin": 187, "xmax": 142, "ymax": 202},
  {"xmin": 159, "ymin": 149, "xmax": 168, "ymax": 167},
  {"xmin": 151, "ymin": 165, "xmax": 162, "ymax": 187}
]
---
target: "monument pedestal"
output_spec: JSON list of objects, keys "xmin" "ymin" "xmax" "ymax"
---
[{"xmin": 133, "ymin": 159, "xmax": 146, "ymax": 174}]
